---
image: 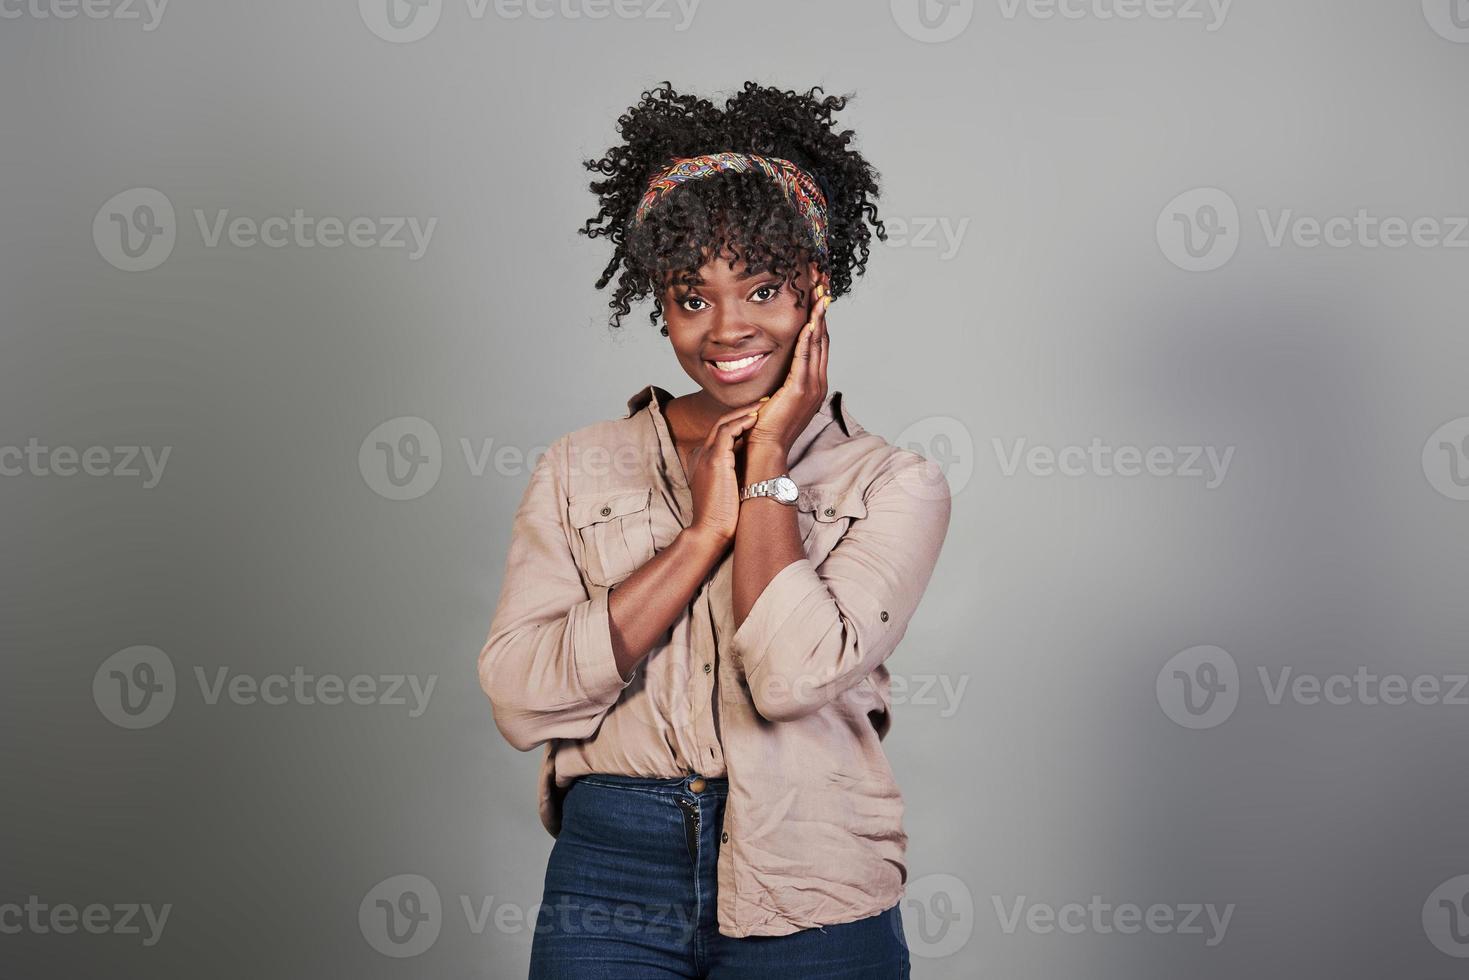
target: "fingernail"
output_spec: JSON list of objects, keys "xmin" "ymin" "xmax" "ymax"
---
[{"xmin": 759, "ymin": 396, "xmax": 770, "ymax": 402}]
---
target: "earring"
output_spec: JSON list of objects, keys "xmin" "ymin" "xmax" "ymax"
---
[{"xmin": 660, "ymin": 324, "xmax": 669, "ymax": 336}]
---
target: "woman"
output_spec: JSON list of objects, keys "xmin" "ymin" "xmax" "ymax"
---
[{"xmin": 478, "ymin": 81, "xmax": 951, "ymax": 978}]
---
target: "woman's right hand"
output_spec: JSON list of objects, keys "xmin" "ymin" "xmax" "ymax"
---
[{"xmin": 686, "ymin": 401, "xmax": 764, "ymax": 548}]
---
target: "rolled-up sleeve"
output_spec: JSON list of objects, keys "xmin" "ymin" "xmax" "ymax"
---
[
  {"xmin": 730, "ymin": 454, "xmax": 952, "ymax": 722},
  {"xmin": 477, "ymin": 437, "xmax": 635, "ymax": 751}
]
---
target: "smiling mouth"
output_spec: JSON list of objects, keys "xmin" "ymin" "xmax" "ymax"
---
[{"xmin": 705, "ymin": 350, "xmax": 772, "ymax": 383}]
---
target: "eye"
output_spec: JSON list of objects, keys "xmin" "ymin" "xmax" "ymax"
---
[
  {"xmin": 749, "ymin": 283, "xmax": 782, "ymax": 303},
  {"xmin": 678, "ymin": 295, "xmax": 709, "ymax": 312}
]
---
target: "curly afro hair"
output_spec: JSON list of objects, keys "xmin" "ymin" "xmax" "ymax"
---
[{"xmin": 580, "ymin": 81, "xmax": 886, "ymax": 331}]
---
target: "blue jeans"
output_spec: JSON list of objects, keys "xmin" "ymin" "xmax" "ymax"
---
[{"xmin": 527, "ymin": 772, "xmax": 911, "ymax": 979}]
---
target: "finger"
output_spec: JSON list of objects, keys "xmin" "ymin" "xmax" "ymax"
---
[
  {"xmin": 816, "ymin": 286, "xmax": 830, "ymax": 382},
  {"xmin": 810, "ymin": 288, "xmax": 828, "ymax": 376},
  {"xmin": 701, "ymin": 400, "xmax": 767, "ymax": 447},
  {"xmin": 785, "ymin": 321, "xmax": 813, "ymax": 397},
  {"xmin": 709, "ymin": 410, "xmax": 761, "ymax": 456}
]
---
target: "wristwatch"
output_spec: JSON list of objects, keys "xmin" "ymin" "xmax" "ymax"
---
[{"xmin": 740, "ymin": 474, "xmax": 799, "ymax": 504}]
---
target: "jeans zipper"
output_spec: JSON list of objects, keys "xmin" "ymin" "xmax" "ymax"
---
[{"xmin": 675, "ymin": 796, "xmax": 700, "ymax": 864}]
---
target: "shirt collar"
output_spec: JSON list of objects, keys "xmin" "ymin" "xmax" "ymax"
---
[{"xmin": 624, "ymin": 383, "xmax": 854, "ymax": 459}]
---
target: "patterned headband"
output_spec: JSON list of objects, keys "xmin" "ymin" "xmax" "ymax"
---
[{"xmin": 631, "ymin": 151, "xmax": 830, "ymax": 261}]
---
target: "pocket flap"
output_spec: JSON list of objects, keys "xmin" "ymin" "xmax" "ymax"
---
[
  {"xmin": 568, "ymin": 487, "xmax": 653, "ymax": 528},
  {"xmin": 796, "ymin": 486, "xmax": 867, "ymax": 523}
]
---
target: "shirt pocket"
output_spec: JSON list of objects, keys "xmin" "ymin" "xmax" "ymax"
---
[
  {"xmin": 567, "ymin": 487, "xmax": 657, "ymax": 588},
  {"xmin": 794, "ymin": 484, "xmax": 868, "ymax": 564}
]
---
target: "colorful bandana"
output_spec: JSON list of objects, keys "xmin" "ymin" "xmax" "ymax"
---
[{"xmin": 631, "ymin": 152, "xmax": 830, "ymax": 260}]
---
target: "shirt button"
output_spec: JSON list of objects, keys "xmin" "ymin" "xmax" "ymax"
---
[
  {"xmin": 600, "ymin": 505, "xmax": 611, "ymax": 516},
  {"xmin": 721, "ymin": 831, "xmax": 729, "ymax": 843},
  {"xmin": 690, "ymin": 777, "xmax": 706, "ymax": 793},
  {"xmin": 823, "ymin": 506, "xmax": 835, "ymax": 517},
  {"xmin": 880, "ymin": 610, "xmax": 889, "ymax": 622},
  {"xmin": 703, "ymin": 663, "xmax": 712, "ymax": 674}
]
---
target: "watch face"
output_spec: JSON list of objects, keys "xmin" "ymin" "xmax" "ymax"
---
[{"xmin": 772, "ymin": 476, "xmax": 799, "ymax": 503}]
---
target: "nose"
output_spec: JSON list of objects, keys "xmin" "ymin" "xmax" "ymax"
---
[{"xmin": 708, "ymin": 307, "xmax": 757, "ymax": 352}]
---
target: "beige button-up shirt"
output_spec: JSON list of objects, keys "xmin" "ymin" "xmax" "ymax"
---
[{"xmin": 478, "ymin": 383, "xmax": 951, "ymax": 938}]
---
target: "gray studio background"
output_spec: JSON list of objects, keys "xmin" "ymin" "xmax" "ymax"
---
[{"xmin": 3, "ymin": 1, "xmax": 1468, "ymax": 977}]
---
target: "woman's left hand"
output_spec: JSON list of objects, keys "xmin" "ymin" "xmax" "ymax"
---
[{"xmin": 745, "ymin": 272, "xmax": 831, "ymax": 460}]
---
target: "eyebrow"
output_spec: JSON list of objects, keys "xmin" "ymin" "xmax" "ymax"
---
[{"xmin": 671, "ymin": 269, "xmax": 780, "ymax": 289}]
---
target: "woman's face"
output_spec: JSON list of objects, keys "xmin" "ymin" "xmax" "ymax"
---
[{"xmin": 662, "ymin": 251, "xmax": 817, "ymax": 410}]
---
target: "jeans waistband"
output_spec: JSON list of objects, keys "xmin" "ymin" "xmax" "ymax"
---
[{"xmin": 574, "ymin": 772, "xmax": 728, "ymax": 796}]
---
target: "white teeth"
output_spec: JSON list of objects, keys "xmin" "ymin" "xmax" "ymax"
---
[{"xmin": 712, "ymin": 353, "xmax": 765, "ymax": 371}]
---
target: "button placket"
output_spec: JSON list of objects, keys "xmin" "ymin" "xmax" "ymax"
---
[{"xmin": 686, "ymin": 579, "xmax": 724, "ymax": 773}]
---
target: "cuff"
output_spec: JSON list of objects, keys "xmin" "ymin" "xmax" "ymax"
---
[
  {"xmin": 729, "ymin": 557, "xmax": 826, "ymax": 680},
  {"xmin": 572, "ymin": 587, "xmax": 637, "ymax": 703}
]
